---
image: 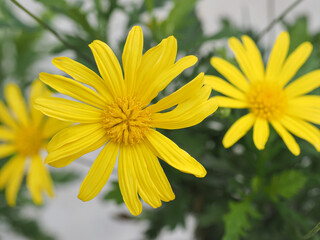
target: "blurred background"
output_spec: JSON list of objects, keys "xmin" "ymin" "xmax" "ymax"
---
[{"xmin": 1, "ymin": 0, "xmax": 320, "ymax": 239}]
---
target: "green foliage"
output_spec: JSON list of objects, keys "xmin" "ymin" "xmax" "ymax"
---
[
  {"xmin": 50, "ymin": 170, "xmax": 80, "ymax": 183},
  {"xmin": 144, "ymin": 187, "xmax": 191, "ymax": 239},
  {"xmin": 266, "ymin": 170, "xmax": 307, "ymax": 201},
  {"xmin": 0, "ymin": 1, "xmax": 45, "ymax": 92},
  {"xmin": 222, "ymin": 200, "xmax": 260, "ymax": 240},
  {"xmin": 103, "ymin": 181, "xmax": 123, "ymax": 205},
  {"xmin": 0, "ymin": 190, "xmax": 55, "ymax": 240}
]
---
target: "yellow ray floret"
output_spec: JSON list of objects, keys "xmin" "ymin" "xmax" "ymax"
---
[
  {"xmin": 0, "ymin": 81, "xmax": 69, "ymax": 206},
  {"xmin": 205, "ymin": 31, "xmax": 320, "ymax": 155},
  {"xmin": 35, "ymin": 26, "xmax": 218, "ymax": 216}
]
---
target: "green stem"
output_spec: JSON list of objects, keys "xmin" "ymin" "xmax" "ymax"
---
[
  {"xmin": 10, "ymin": 0, "xmax": 93, "ymax": 65},
  {"xmin": 303, "ymin": 221, "xmax": 320, "ymax": 239},
  {"xmin": 257, "ymin": 0, "xmax": 304, "ymax": 41}
]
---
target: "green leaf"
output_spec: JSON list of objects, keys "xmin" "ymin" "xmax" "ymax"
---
[
  {"xmin": 251, "ymin": 176, "xmax": 261, "ymax": 193},
  {"xmin": 50, "ymin": 171, "xmax": 79, "ymax": 184},
  {"xmin": 198, "ymin": 204, "xmax": 225, "ymax": 227},
  {"xmin": 103, "ymin": 181, "xmax": 123, "ymax": 205},
  {"xmin": 284, "ymin": 16, "xmax": 310, "ymax": 53},
  {"xmin": 266, "ymin": 170, "xmax": 307, "ymax": 201},
  {"xmin": 144, "ymin": 189, "xmax": 191, "ymax": 239},
  {"xmin": 222, "ymin": 200, "xmax": 260, "ymax": 240}
]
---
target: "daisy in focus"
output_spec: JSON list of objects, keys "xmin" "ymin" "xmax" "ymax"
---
[
  {"xmin": 35, "ymin": 26, "xmax": 217, "ymax": 215},
  {"xmin": 205, "ymin": 32, "xmax": 320, "ymax": 156},
  {"xmin": 0, "ymin": 81, "xmax": 68, "ymax": 206}
]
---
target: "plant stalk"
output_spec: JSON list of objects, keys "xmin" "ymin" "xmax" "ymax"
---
[{"xmin": 10, "ymin": 0, "xmax": 94, "ymax": 65}]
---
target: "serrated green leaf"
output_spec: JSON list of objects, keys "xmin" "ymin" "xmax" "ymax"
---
[
  {"xmin": 222, "ymin": 200, "xmax": 260, "ymax": 240},
  {"xmin": 266, "ymin": 170, "xmax": 307, "ymax": 201}
]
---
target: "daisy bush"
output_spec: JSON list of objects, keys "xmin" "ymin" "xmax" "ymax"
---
[{"xmin": 0, "ymin": 0, "xmax": 320, "ymax": 240}]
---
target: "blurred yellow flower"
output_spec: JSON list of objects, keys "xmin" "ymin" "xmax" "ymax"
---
[
  {"xmin": 0, "ymin": 81, "xmax": 69, "ymax": 206},
  {"xmin": 206, "ymin": 32, "xmax": 320, "ymax": 155},
  {"xmin": 35, "ymin": 26, "xmax": 217, "ymax": 215}
]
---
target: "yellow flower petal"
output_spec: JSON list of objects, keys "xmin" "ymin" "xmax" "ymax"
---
[
  {"xmin": 41, "ymin": 117, "xmax": 71, "ymax": 139},
  {"xmin": 29, "ymin": 80, "xmax": 51, "ymax": 128},
  {"xmin": 45, "ymin": 127, "xmax": 107, "ymax": 165},
  {"xmin": 132, "ymin": 144, "xmax": 162, "ymax": 208},
  {"xmin": 214, "ymin": 96, "xmax": 248, "ymax": 108},
  {"xmin": 0, "ymin": 127, "xmax": 15, "ymax": 142},
  {"xmin": 270, "ymin": 121, "xmax": 300, "ymax": 156},
  {"xmin": 39, "ymin": 73, "xmax": 108, "ymax": 109},
  {"xmin": 0, "ymin": 144, "xmax": 16, "ymax": 158},
  {"xmin": 89, "ymin": 40, "xmax": 124, "ymax": 98},
  {"xmin": 155, "ymin": 36, "xmax": 177, "ymax": 67},
  {"xmin": 52, "ymin": 57, "xmax": 112, "ymax": 102},
  {"xmin": 118, "ymin": 145, "xmax": 142, "ymax": 216},
  {"xmin": 5, "ymin": 155, "xmax": 25, "ymax": 207},
  {"xmin": 288, "ymin": 95, "xmax": 320, "ymax": 109},
  {"xmin": 242, "ymin": 35, "xmax": 265, "ymax": 81},
  {"xmin": 47, "ymin": 123, "xmax": 102, "ymax": 152},
  {"xmin": 78, "ymin": 141, "xmax": 119, "ymax": 201},
  {"xmin": 210, "ymin": 57, "xmax": 250, "ymax": 92},
  {"xmin": 135, "ymin": 37, "xmax": 176, "ymax": 97},
  {"xmin": 229, "ymin": 37, "xmax": 257, "ymax": 82},
  {"xmin": 135, "ymin": 41, "xmax": 164, "ymax": 89},
  {"xmin": 122, "ymin": 26, "xmax": 143, "ymax": 95},
  {"xmin": 38, "ymin": 158, "xmax": 54, "ymax": 198},
  {"xmin": 146, "ymin": 129, "xmax": 206, "ymax": 178},
  {"xmin": 147, "ymin": 73, "xmax": 204, "ymax": 113},
  {"xmin": 48, "ymin": 136, "xmax": 107, "ymax": 168},
  {"xmin": 278, "ymin": 42, "xmax": 313, "ymax": 86},
  {"xmin": 141, "ymin": 143, "xmax": 174, "ymax": 202},
  {"xmin": 0, "ymin": 101, "xmax": 19, "ymax": 130},
  {"xmin": 204, "ymin": 75, "xmax": 246, "ymax": 100},
  {"xmin": 5, "ymin": 84, "xmax": 29, "ymax": 126},
  {"xmin": 287, "ymin": 106, "xmax": 320, "ymax": 124},
  {"xmin": 150, "ymin": 85, "xmax": 214, "ymax": 129},
  {"xmin": 284, "ymin": 70, "xmax": 320, "ymax": 98},
  {"xmin": 253, "ymin": 118, "xmax": 270, "ymax": 150},
  {"xmin": 140, "ymin": 55, "xmax": 197, "ymax": 106},
  {"xmin": 222, "ymin": 113, "xmax": 255, "ymax": 148},
  {"xmin": 35, "ymin": 97, "xmax": 103, "ymax": 123},
  {"xmin": 265, "ymin": 32, "xmax": 289, "ymax": 80},
  {"xmin": 151, "ymin": 97, "xmax": 217, "ymax": 130},
  {"xmin": 280, "ymin": 116, "xmax": 320, "ymax": 151},
  {"xmin": 0, "ymin": 156, "xmax": 16, "ymax": 189},
  {"xmin": 27, "ymin": 154, "xmax": 54, "ymax": 205}
]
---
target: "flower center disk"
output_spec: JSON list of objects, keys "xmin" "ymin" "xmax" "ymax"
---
[
  {"xmin": 247, "ymin": 81, "xmax": 287, "ymax": 120},
  {"xmin": 15, "ymin": 127, "xmax": 43, "ymax": 156},
  {"xmin": 103, "ymin": 97, "xmax": 151, "ymax": 145}
]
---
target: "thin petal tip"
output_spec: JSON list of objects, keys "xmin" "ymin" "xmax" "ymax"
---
[
  {"xmin": 131, "ymin": 25, "xmax": 142, "ymax": 31},
  {"xmin": 194, "ymin": 165, "xmax": 207, "ymax": 178},
  {"xmin": 222, "ymin": 139, "xmax": 232, "ymax": 149},
  {"xmin": 210, "ymin": 56, "xmax": 221, "ymax": 66},
  {"xmin": 77, "ymin": 193, "xmax": 90, "ymax": 202},
  {"xmin": 52, "ymin": 57, "xmax": 64, "ymax": 63}
]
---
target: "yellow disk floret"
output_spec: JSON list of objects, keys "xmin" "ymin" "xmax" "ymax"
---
[
  {"xmin": 102, "ymin": 97, "xmax": 151, "ymax": 145},
  {"xmin": 247, "ymin": 81, "xmax": 287, "ymax": 120}
]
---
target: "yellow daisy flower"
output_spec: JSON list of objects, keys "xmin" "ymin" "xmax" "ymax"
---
[
  {"xmin": 0, "ymin": 80, "xmax": 68, "ymax": 206},
  {"xmin": 35, "ymin": 26, "xmax": 217, "ymax": 215},
  {"xmin": 205, "ymin": 32, "xmax": 320, "ymax": 156}
]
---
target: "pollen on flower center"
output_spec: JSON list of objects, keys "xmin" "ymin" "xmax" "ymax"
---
[
  {"xmin": 247, "ymin": 81, "xmax": 287, "ymax": 120},
  {"xmin": 15, "ymin": 127, "xmax": 43, "ymax": 156},
  {"xmin": 102, "ymin": 97, "xmax": 151, "ymax": 145}
]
